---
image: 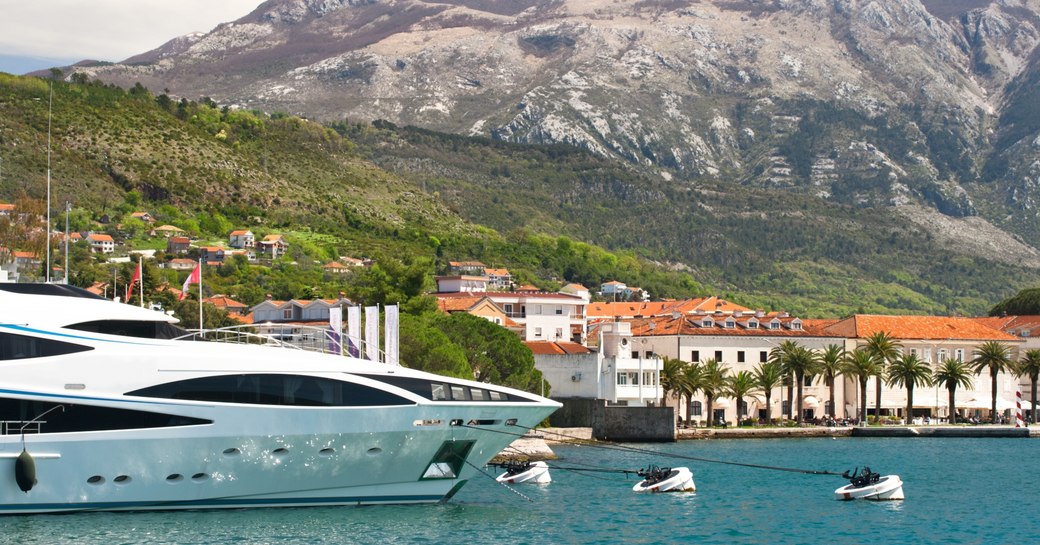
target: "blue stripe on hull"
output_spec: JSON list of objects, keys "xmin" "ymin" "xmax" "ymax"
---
[{"xmin": 0, "ymin": 492, "xmax": 454, "ymax": 514}]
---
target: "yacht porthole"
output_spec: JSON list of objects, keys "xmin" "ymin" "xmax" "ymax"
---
[
  {"xmin": 113, "ymin": 475, "xmax": 132, "ymax": 485},
  {"xmin": 191, "ymin": 473, "xmax": 209, "ymax": 482},
  {"xmin": 366, "ymin": 447, "xmax": 382, "ymax": 457},
  {"xmin": 272, "ymin": 448, "xmax": 289, "ymax": 457},
  {"xmin": 222, "ymin": 447, "xmax": 240, "ymax": 457},
  {"xmin": 87, "ymin": 475, "xmax": 105, "ymax": 485},
  {"xmin": 319, "ymin": 448, "xmax": 335, "ymax": 456},
  {"xmin": 166, "ymin": 474, "xmax": 183, "ymax": 483}
]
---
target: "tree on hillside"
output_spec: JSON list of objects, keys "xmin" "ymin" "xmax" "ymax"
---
[
  {"xmin": 971, "ymin": 341, "xmax": 1012, "ymax": 423},
  {"xmin": 399, "ymin": 314, "xmax": 471, "ymax": 380},
  {"xmin": 989, "ymin": 288, "xmax": 1040, "ymax": 316},
  {"xmin": 430, "ymin": 312, "xmax": 542, "ymax": 392}
]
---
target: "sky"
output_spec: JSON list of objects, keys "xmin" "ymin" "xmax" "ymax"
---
[{"xmin": 0, "ymin": 0, "xmax": 264, "ymax": 75}]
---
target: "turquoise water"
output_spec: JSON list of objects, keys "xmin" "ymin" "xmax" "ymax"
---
[{"xmin": 1, "ymin": 437, "xmax": 1036, "ymax": 544}]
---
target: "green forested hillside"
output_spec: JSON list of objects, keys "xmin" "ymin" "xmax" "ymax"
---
[{"xmin": 1, "ymin": 73, "xmax": 1036, "ymax": 318}]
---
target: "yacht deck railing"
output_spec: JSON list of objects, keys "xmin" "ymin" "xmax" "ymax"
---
[{"xmin": 175, "ymin": 323, "xmax": 389, "ymax": 362}]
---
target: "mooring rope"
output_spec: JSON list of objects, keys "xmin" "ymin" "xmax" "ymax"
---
[{"xmin": 458, "ymin": 422, "xmax": 842, "ymax": 477}]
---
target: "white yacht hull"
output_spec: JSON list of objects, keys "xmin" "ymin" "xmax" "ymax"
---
[
  {"xmin": 632, "ymin": 467, "xmax": 696, "ymax": 493},
  {"xmin": 1, "ymin": 402, "xmax": 552, "ymax": 514}
]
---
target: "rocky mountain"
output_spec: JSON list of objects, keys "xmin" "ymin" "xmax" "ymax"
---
[{"xmin": 69, "ymin": 0, "xmax": 1040, "ymax": 277}]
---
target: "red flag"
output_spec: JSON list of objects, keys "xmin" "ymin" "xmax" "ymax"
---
[
  {"xmin": 179, "ymin": 261, "xmax": 201, "ymax": 300},
  {"xmin": 129, "ymin": 259, "xmax": 142, "ymax": 288}
]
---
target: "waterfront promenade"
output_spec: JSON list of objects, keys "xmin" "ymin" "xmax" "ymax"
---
[{"xmin": 497, "ymin": 424, "xmax": 1039, "ymax": 461}]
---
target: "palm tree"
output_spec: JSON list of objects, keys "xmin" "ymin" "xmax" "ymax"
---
[
  {"xmin": 971, "ymin": 341, "xmax": 1012, "ymax": 423},
  {"xmin": 782, "ymin": 345, "xmax": 818, "ymax": 425},
  {"xmin": 769, "ymin": 340, "xmax": 802, "ymax": 420},
  {"xmin": 864, "ymin": 331, "xmax": 902, "ymax": 423},
  {"xmin": 933, "ymin": 357, "xmax": 974, "ymax": 424},
  {"xmin": 726, "ymin": 371, "xmax": 761, "ymax": 427},
  {"xmin": 842, "ymin": 349, "xmax": 882, "ymax": 424},
  {"xmin": 818, "ymin": 344, "xmax": 845, "ymax": 418},
  {"xmin": 1017, "ymin": 349, "xmax": 1040, "ymax": 424},
  {"xmin": 753, "ymin": 361, "xmax": 784, "ymax": 424},
  {"xmin": 676, "ymin": 362, "xmax": 704, "ymax": 425},
  {"xmin": 659, "ymin": 357, "xmax": 685, "ymax": 408},
  {"xmin": 885, "ymin": 353, "xmax": 934, "ymax": 423},
  {"xmin": 700, "ymin": 359, "xmax": 730, "ymax": 426}
]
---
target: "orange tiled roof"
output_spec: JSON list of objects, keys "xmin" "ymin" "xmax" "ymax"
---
[
  {"xmin": 324, "ymin": 261, "xmax": 347, "ymax": 269},
  {"xmin": 0, "ymin": 203, "xmax": 15, "ymax": 212},
  {"xmin": 203, "ymin": 295, "xmax": 247, "ymax": 309},
  {"xmin": 622, "ymin": 314, "xmax": 831, "ymax": 339},
  {"xmin": 229, "ymin": 229, "xmax": 251, "ymax": 236},
  {"xmin": 13, "ymin": 251, "xmax": 38, "ymax": 259},
  {"xmin": 588, "ymin": 297, "xmax": 753, "ymax": 318},
  {"xmin": 823, "ymin": 315, "xmax": 1021, "ymax": 342},
  {"xmin": 88, "ymin": 233, "xmax": 114, "ymax": 242},
  {"xmin": 484, "ymin": 268, "xmax": 510, "ymax": 276},
  {"xmin": 437, "ymin": 296, "xmax": 485, "ymax": 313},
  {"xmin": 524, "ymin": 341, "xmax": 595, "ymax": 355},
  {"xmin": 972, "ymin": 315, "xmax": 1040, "ymax": 338}
]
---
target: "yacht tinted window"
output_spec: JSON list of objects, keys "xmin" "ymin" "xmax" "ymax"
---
[
  {"xmin": 356, "ymin": 374, "xmax": 535, "ymax": 402},
  {"xmin": 127, "ymin": 374, "xmax": 415, "ymax": 407},
  {"xmin": 0, "ymin": 398, "xmax": 210, "ymax": 434},
  {"xmin": 0, "ymin": 332, "xmax": 94, "ymax": 360},
  {"xmin": 66, "ymin": 320, "xmax": 189, "ymax": 340}
]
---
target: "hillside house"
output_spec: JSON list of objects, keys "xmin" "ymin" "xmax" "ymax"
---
[
  {"xmin": 229, "ymin": 229, "xmax": 255, "ymax": 249},
  {"xmin": 86, "ymin": 233, "xmax": 115, "ymax": 254},
  {"xmin": 258, "ymin": 234, "xmax": 288, "ymax": 258},
  {"xmin": 167, "ymin": 236, "xmax": 191, "ymax": 254},
  {"xmin": 199, "ymin": 246, "xmax": 226, "ymax": 265},
  {"xmin": 484, "ymin": 268, "xmax": 512, "ymax": 290},
  {"xmin": 130, "ymin": 212, "xmax": 155, "ymax": 223},
  {"xmin": 448, "ymin": 260, "xmax": 486, "ymax": 274}
]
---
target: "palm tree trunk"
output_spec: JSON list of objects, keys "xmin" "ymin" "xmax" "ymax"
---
[
  {"xmin": 736, "ymin": 395, "xmax": 744, "ymax": 427},
  {"xmin": 1032, "ymin": 377, "xmax": 1038, "ymax": 425},
  {"xmin": 906, "ymin": 384, "xmax": 913, "ymax": 425},
  {"xmin": 828, "ymin": 374, "xmax": 835, "ymax": 418},
  {"xmin": 990, "ymin": 368, "xmax": 998, "ymax": 423},
  {"xmin": 685, "ymin": 393, "xmax": 692, "ymax": 424},
  {"xmin": 860, "ymin": 379, "xmax": 868, "ymax": 424},
  {"xmin": 874, "ymin": 375, "xmax": 883, "ymax": 423},
  {"xmin": 796, "ymin": 372, "xmax": 804, "ymax": 424},
  {"xmin": 706, "ymin": 395, "xmax": 715, "ymax": 427},
  {"xmin": 764, "ymin": 391, "xmax": 772, "ymax": 425},
  {"xmin": 786, "ymin": 382, "xmax": 793, "ymax": 420},
  {"xmin": 948, "ymin": 387, "xmax": 957, "ymax": 425}
]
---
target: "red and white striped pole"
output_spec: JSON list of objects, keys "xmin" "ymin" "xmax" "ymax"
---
[{"xmin": 1016, "ymin": 390, "xmax": 1025, "ymax": 428}]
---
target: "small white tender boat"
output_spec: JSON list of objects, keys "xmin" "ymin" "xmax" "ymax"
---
[
  {"xmin": 495, "ymin": 461, "xmax": 551, "ymax": 484},
  {"xmin": 834, "ymin": 468, "xmax": 904, "ymax": 501},
  {"xmin": 632, "ymin": 465, "xmax": 695, "ymax": 493}
]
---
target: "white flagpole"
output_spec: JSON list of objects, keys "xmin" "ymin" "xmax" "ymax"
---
[
  {"xmin": 198, "ymin": 259, "xmax": 203, "ymax": 331},
  {"xmin": 138, "ymin": 256, "xmax": 144, "ymax": 308}
]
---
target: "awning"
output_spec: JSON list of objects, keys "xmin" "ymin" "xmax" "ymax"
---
[
  {"xmin": 958, "ymin": 397, "xmax": 1019, "ymax": 410},
  {"xmin": 803, "ymin": 395, "xmax": 820, "ymax": 408},
  {"xmin": 715, "ymin": 399, "xmax": 731, "ymax": 409}
]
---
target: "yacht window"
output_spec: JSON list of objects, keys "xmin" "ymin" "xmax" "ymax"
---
[
  {"xmin": 65, "ymin": 320, "xmax": 189, "ymax": 340},
  {"xmin": 0, "ymin": 332, "xmax": 94, "ymax": 360},
  {"xmin": 0, "ymin": 398, "xmax": 210, "ymax": 434},
  {"xmin": 127, "ymin": 374, "xmax": 414, "ymax": 407},
  {"xmin": 356, "ymin": 374, "xmax": 535, "ymax": 402}
]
